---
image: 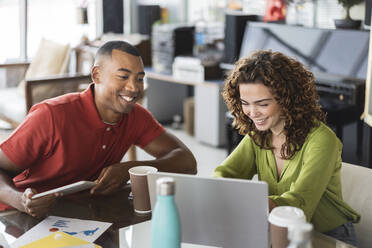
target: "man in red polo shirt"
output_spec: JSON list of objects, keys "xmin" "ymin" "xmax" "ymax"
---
[{"xmin": 0, "ymin": 41, "xmax": 197, "ymax": 218}]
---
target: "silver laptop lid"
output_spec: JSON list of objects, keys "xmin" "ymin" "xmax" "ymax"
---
[{"xmin": 147, "ymin": 172, "xmax": 269, "ymax": 248}]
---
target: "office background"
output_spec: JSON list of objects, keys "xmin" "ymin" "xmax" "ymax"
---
[{"xmin": 0, "ymin": 0, "xmax": 371, "ymax": 168}]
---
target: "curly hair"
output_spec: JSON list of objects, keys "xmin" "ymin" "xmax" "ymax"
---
[{"xmin": 223, "ymin": 50, "xmax": 326, "ymax": 159}]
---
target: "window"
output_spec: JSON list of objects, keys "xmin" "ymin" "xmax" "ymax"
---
[
  {"xmin": 27, "ymin": 0, "xmax": 97, "ymax": 58},
  {"xmin": 0, "ymin": 0, "xmax": 97, "ymax": 61},
  {"xmin": 315, "ymin": 0, "xmax": 344, "ymax": 28},
  {"xmin": 0, "ymin": 0, "xmax": 20, "ymax": 61}
]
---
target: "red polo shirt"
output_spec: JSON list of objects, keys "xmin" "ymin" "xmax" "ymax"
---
[{"xmin": 0, "ymin": 84, "xmax": 165, "ymax": 210}]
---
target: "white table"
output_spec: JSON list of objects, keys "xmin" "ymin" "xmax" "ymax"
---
[{"xmin": 119, "ymin": 220, "xmax": 221, "ymax": 248}]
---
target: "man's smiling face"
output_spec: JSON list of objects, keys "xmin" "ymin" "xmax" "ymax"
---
[{"xmin": 95, "ymin": 49, "xmax": 145, "ymax": 117}]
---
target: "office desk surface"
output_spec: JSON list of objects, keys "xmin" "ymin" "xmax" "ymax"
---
[
  {"xmin": 120, "ymin": 220, "xmax": 356, "ymax": 248},
  {"xmin": 0, "ymin": 185, "xmax": 356, "ymax": 248},
  {"xmin": 0, "ymin": 186, "xmax": 150, "ymax": 247},
  {"xmin": 144, "ymin": 68, "xmax": 223, "ymax": 86}
]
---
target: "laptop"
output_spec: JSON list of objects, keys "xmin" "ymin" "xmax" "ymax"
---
[{"xmin": 147, "ymin": 172, "xmax": 269, "ymax": 248}]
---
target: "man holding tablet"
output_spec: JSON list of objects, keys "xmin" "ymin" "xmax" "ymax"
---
[{"xmin": 0, "ymin": 41, "xmax": 197, "ymax": 218}]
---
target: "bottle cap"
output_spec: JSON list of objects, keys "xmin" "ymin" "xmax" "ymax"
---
[
  {"xmin": 156, "ymin": 177, "xmax": 175, "ymax": 196},
  {"xmin": 288, "ymin": 222, "xmax": 313, "ymax": 242}
]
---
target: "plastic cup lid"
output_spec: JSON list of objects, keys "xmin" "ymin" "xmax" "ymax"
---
[
  {"xmin": 128, "ymin": 166, "xmax": 158, "ymax": 176},
  {"xmin": 268, "ymin": 206, "xmax": 306, "ymax": 227}
]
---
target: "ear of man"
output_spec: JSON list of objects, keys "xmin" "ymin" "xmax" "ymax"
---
[
  {"xmin": 91, "ymin": 65, "xmax": 101, "ymax": 84},
  {"xmin": 91, "ymin": 54, "xmax": 111, "ymax": 84}
]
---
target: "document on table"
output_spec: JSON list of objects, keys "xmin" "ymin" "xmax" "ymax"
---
[
  {"xmin": 19, "ymin": 231, "xmax": 102, "ymax": 248},
  {"xmin": 10, "ymin": 216, "xmax": 112, "ymax": 248},
  {"xmin": 0, "ymin": 232, "xmax": 10, "ymax": 248}
]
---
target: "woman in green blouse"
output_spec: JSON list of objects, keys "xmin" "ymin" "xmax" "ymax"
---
[{"xmin": 214, "ymin": 50, "xmax": 360, "ymax": 245}]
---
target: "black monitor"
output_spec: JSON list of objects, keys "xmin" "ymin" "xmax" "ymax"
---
[
  {"xmin": 366, "ymin": 0, "xmax": 372, "ymax": 26},
  {"xmin": 239, "ymin": 22, "xmax": 369, "ymax": 79}
]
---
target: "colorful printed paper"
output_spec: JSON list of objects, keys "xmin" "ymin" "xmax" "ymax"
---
[
  {"xmin": 11, "ymin": 216, "xmax": 111, "ymax": 247},
  {"xmin": 20, "ymin": 231, "xmax": 101, "ymax": 248}
]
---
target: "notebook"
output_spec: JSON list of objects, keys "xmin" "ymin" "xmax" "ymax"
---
[{"xmin": 147, "ymin": 172, "xmax": 269, "ymax": 248}]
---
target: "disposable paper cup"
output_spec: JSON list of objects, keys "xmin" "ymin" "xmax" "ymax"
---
[
  {"xmin": 129, "ymin": 166, "xmax": 158, "ymax": 214},
  {"xmin": 268, "ymin": 206, "xmax": 306, "ymax": 248}
]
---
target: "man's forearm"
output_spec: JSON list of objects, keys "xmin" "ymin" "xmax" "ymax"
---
[
  {"xmin": 0, "ymin": 170, "xmax": 22, "ymax": 210},
  {"xmin": 128, "ymin": 148, "xmax": 197, "ymax": 175},
  {"xmin": 154, "ymin": 147, "xmax": 197, "ymax": 174}
]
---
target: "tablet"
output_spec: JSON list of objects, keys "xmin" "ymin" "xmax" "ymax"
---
[{"xmin": 31, "ymin": 181, "xmax": 97, "ymax": 199}]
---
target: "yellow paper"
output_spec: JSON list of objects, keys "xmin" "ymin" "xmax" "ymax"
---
[{"xmin": 20, "ymin": 231, "xmax": 101, "ymax": 248}]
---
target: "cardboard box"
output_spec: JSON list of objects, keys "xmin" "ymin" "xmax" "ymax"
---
[{"xmin": 183, "ymin": 97, "xmax": 195, "ymax": 136}]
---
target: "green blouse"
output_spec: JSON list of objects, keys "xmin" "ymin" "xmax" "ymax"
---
[{"xmin": 214, "ymin": 122, "xmax": 360, "ymax": 232}]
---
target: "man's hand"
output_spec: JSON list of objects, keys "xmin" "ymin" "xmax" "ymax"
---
[
  {"xmin": 18, "ymin": 188, "xmax": 61, "ymax": 218},
  {"xmin": 90, "ymin": 162, "xmax": 131, "ymax": 195}
]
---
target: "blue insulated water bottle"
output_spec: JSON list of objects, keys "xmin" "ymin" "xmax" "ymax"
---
[{"xmin": 151, "ymin": 177, "xmax": 181, "ymax": 248}]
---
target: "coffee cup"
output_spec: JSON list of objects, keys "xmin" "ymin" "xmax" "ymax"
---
[
  {"xmin": 128, "ymin": 166, "xmax": 158, "ymax": 214},
  {"xmin": 268, "ymin": 206, "xmax": 306, "ymax": 248}
]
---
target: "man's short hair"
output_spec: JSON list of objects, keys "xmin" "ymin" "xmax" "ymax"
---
[{"xmin": 95, "ymin": 40, "xmax": 141, "ymax": 59}]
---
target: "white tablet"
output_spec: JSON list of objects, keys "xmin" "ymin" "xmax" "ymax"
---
[{"xmin": 31, "ymin": 181, "xmax": 97, "ymax": 199}]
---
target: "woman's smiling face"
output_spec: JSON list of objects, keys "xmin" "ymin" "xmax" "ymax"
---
[{"xmin": 239, "ymin": 82, "xmax": 284, "ymax": 134}]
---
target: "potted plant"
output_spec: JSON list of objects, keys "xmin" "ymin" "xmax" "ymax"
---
[{"xmin": 334, "ymin": 0, "xmax": 363, "ymax": 29}]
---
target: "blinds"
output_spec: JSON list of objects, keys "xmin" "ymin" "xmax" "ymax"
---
[{"xmin": 315, "ymin": 0, "xmax": 344, "ymax": 28}]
